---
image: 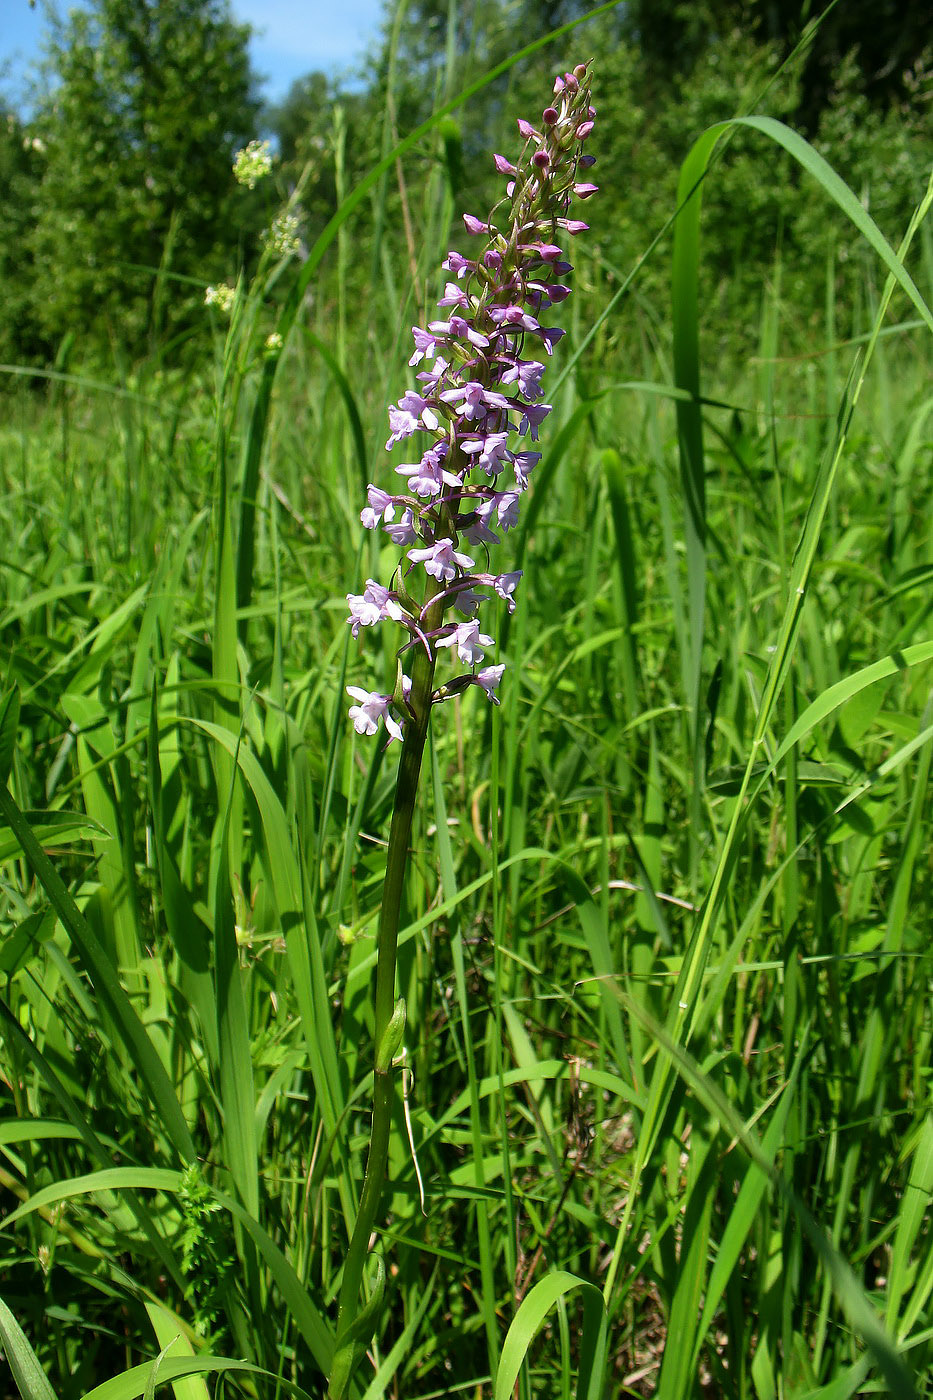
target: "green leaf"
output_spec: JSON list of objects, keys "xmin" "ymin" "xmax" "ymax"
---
[
  {"xmin": 0, "ymin": 1295, "xmax": 59, "ymax": 1400},
  {"xmin": 0, "ymin": 687, "xmax": 20, "ymax": 786},
  {"xmin": 82, "ymin": 1357, "xmax": 316, "ymax": 1400},
  {"xmin": 0, "ymin": 1167, "xmax": 183, "ymax": 1231},
  {"xmin": 180, "ymin": 717, "xmax": 344, "ymax": 1143},
  {"xmin": 0, "ymin": 810, "xmax": 110, "ymax": 864},
  {"xmin": 143, "ymin": 1305, "xmax": 210, "ymax": 1400},
  {"xmin": 0, "ymin": 910, "xmax": 54, "ymax": 975},
  {"xmin": 887, "ymin": 1112, "xmax": 933, "ymax": 1338},
  {"xmin": 771, "ymin": 643, "xmax": 933, "ymax": 770},
  {"xmin": 0, "ymin": 1118, "xmax": 84, "ymax": 1149},
  {"xmin": 212, "ymin": 787, "xmax": 259, "ymax": 1218},
  {"xmin": 494, "ymin": 1271, "xmax": 608, "ymax": 1400}
]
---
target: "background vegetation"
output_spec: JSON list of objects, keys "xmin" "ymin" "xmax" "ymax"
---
[{"xmin": 0, "ymin": 1, "xmax": 931, "ymax": 1397}]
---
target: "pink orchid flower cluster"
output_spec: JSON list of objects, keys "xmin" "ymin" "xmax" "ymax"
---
[{"xmin": 347, "ymin": 62, "xmax": 596, "ymax": 742}]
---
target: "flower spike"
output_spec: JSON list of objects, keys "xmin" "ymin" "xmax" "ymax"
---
[{"xmin": 346, "ymin": 61, "xmax": 596, "ymax": 742}]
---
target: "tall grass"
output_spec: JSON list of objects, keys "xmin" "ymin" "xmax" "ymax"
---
[{"xmin": 1, "ymin": 10, "xmax": 932, "ymax": 1400}]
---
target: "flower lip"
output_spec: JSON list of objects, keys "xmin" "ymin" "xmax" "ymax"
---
[
  {"xmin": 522, "ymin": 241, "xmax": 563, "ymax": 262},
  {"xmin": 409, "ymin": 327, "xmax": 438, "ymax": 364},
  {"xmin": 408, "ymin": 540, "xmax": 476, "ymax": 584},
  {"xmin": 435, "ymin": 619, "xmax": 495, "ymax": 666},
  {"xmin": 383, "ymin": 508, "xmax": 418, "ymax": 545},
  {"xmin": 476, "ymin": 664, "xmax": 506, "ymax": 703},
  {"xmin": 346, "ymin": 686, "xmax": 405, "ymax": 744},
  {"xmin": 438, "ymin": 281, "xmax": 470, "ymax": 309}
]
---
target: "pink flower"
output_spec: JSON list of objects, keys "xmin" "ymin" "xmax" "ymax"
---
[
  {"xmin": 408, "ymin": 540, "xmax": 476, "ymax": 583},
  {"xmin": 475, "ymin": 665, "xmax": 505, "ymax": 703},
  {"xmin": 436, "ymin": 620, "xmax": 495, "ymax": 666},
  {"xmin": 346, "ymin": 686, "xmax": 404, "ymax": 743}
]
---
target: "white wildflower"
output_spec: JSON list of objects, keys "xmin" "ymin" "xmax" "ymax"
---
[
  {"xmin": 204, "ymin": 283, "xmax": 235, "ymax": 314},
  {"xmin": 233, "ymin": 139, "xmax": 273, "ymax": 189},
  {"xmin": 263, "ymin": 210, "xmax": 302, "ymax": 258}
]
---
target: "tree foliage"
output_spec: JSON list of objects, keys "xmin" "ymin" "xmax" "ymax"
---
[
  {"xmin": 0, "ymin": 110, "xmax": 44, "ymax": 362},
  {"xmin": 27, "ymin": 0, "xmax": 262, "ymax": 354},
  {"xmin": 622, "ymin": 0, "xmax": 933, "ymax": 130}
]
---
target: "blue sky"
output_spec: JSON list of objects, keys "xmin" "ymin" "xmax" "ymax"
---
[{"xmin": 0, "ymin": 0, "xmax": 387, "ymax": 110}]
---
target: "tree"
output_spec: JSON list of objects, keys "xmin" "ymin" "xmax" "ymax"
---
[
  {"xmin": 270, "ymin": 71, "xmax": 335, "ymax": 170},
  {"xmin": 0, "ymin": 108, "xmax": 44, "ymax": 362},
  {"xmin": 621, "ymin": 0, "xmax": 932, "ymax": 131},
  {"xmin": 29, "ymin": 0, "xmax": 262, "ymax": 354}
]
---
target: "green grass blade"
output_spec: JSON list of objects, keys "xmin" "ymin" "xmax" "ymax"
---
[
  {"xmin": 82, "ymin": 1358, "xmax": 317, "ymax": 1400},
  {"xmin": 624, "ymin": 997, "xmax": 919, "ymax": 1398},
  {"xmin": 603, "ymin": 448, "xmax": 640, "ymax": 723},
  {"xmin": 60, "ymin": 693, "xmax": 142, "ymax": 990},
  {"xmin": 432, "ymin": 736, "xmax": 500, "ymax": 1376},
  {"xmin": 0, "ymin": 1167, "xmax": 183, "ymax": 1231},
  {"xmin": 213, "ymin": 1187, "xmax": 335, "ymax": 1378},
  {"xmin": 771, "ymin": 642, "xmax": 933, "ymax": 770},
  {"xmin": 0, "ymin": 1295, "xmax": 59, "ymax": 1400},
  {"xmin": 690, "ymin": 1033, "xmax": 809, "ymax": 1368},
  {"xmin": 179, "ymin": 718, "xmax": 346, "ymax": 1170},
  {"xmin": 0, "ymin": 1001, "xmax": 186, "ymax": 1290},
  {"xmin": 212, "ymin": 792, "xmax": 259, "ymax": 1217},
  {"xmin": 887, "ymin": 1112, "xmax": 933, "ymax": 1338},
  {"xmin": 0, "ymin": 687, "xmax": 20, "ymax": 785},
  {"xmin": 305, "ymin": 330, "xmax": 370, "ymax": 506},
  {"xmin": 0, "ymin": 1119, "xmax": 84, "ymax": 1148},
  {"xmin": 146, "ymin": 682, "xmax": 218, "ymax": 1068},
  {"xmin": 494, "ymin": 1271, "xmax": 608, "ymax": 1400},
  {"xmin": 654, "ymin": 1126, "xmax": 716, "ymax": 1400},
  {"xmin": 143, "ymin": 1307, "xmax": 210, "ymax": 1400},
  {"xmin": 0, "ymin": 785, "xmax": 195, "ymax": 1163}
]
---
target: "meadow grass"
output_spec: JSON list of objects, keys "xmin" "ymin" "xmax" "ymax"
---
[{"xmin": 1, "ymin": 22, "xmax": 932, "ymax": 1400}]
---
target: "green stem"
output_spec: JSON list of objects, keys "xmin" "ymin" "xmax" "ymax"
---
[{"xmin": 328, "ymin": 580, "xmax": 444, "ymax": 1399}]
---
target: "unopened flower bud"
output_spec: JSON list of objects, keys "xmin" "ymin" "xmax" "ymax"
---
[{"xmin": 542, "ymin": 106, "xmax": 558, "ymax": 125}]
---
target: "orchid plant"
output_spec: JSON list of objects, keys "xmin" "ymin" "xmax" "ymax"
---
[{"xmin": 330, "ymin": 61, "xmax": 596, "ymax": 1399}]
